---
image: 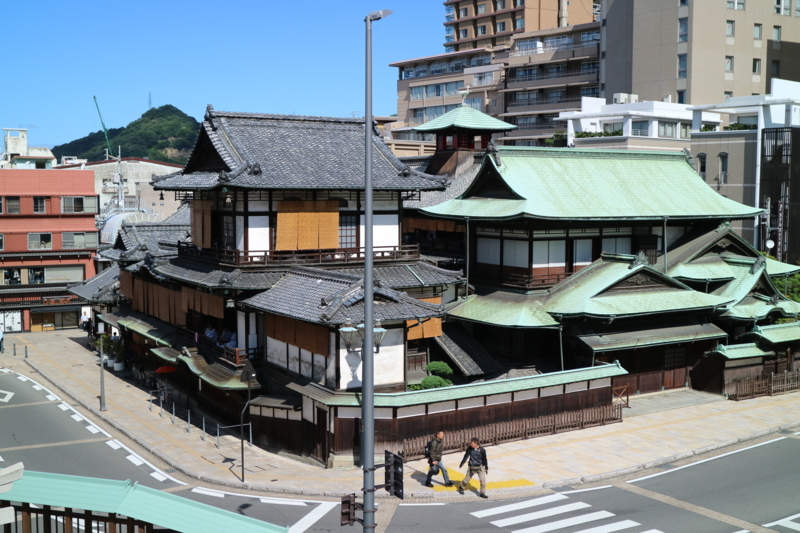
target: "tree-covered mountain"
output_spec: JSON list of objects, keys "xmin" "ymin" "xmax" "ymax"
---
[{"xmin": 52, "ymin": 105, "xmax": 200, "ymax": 165}]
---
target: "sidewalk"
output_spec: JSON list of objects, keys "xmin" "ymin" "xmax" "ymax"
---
[{"xmin": 3, "ymin": 330, "xmax": 800, "ymax": 500}]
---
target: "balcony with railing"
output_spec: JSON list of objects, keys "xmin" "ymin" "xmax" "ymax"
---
[
  {"xmin": 177, "ymin": 242, "xmax": 421, "ymax": 268},
  {"xmin": 472, "ymin": 267, "xmax": 573, "ymax": 289},
  {"xmin": 507, "ymin": 69, "xmax": 599, "ymax": 91},
  {"xmin": 505, "ymin": 97, "xmax": 583, "ymax": 114},
  {"xmin": 505, "ymin": 42, "xmax": 600, "ymax": 67},
  {"xmin": 505, "ymin": 123, "xmax": 561, "ymax": 138},
  {"xmin": 176, "ymin": 325, "xmax": 259, "ymax": 368}
]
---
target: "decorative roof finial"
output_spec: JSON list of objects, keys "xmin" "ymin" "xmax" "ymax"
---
[{"xmin": 458, "ymin": 85, "xmax": 471, "ymax": 105}]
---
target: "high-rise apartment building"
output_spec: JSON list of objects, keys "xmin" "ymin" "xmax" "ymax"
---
[
  {"xmin": 602, "ymin": 0, "xmax": 800, "ymax": 105},
  {"xmin": 444, "ymin": 0, "xmax": 596, "ymax": 51}
]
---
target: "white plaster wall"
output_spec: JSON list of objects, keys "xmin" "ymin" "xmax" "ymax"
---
[
  {"xmin": 360, "ymin": 214, "xmax": 399, "ymax": 248},
  {"xmin": 327, "ymin": 332, "xmax": 337, "ymax": 388},
  {"xmin": 267, "ymin": 337, "xmax": 286, "ymax": 367},
  {"xmin": 237, "ymin": 311, "xmax": 246, "ymax": 349},
  {"xmin": 288, "ymin": 344, "xmax": 300, "ymax": 375},
  {"xmin": 442, "ymin": 284, "xmax": 458, "ymax": 304},
  {"xmin": 248, "ymin": 216, "xmax": 270, "ymax": 252},
  {"xmin": 300, "ymin": 349, "xmax": 313, "ymax": 379},
  {"xmin": 236, "ymin": 216, "xmax": 245, "ymax": 250},
  {"xmin": 249, "ymin": 200, "xmax": 270, "ymax": 212},
  {"xmin": 313, "ymin": 353, "xmax": 326, "ymax": 383},
  {"xmin": 337, "ymin": 328, "xmax": 404, "ymax": 390},
  {"xmin": 248, "ymin": 313, "xmax": 257, "ymax": 352}
]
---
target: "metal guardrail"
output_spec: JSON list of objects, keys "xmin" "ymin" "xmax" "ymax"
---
[
  {"xmin": 508, "ymin": 97, "xmax": 583, "ymax": 108},
  {"xmin": 510, "ymin": 40, "xmax": 599, "ymax": 57},
  {"xmin": 511, "ymin": 69, "xmax": 599, "ymax": 83}
]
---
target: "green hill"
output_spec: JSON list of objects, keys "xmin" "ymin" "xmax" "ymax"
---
[{"xmin": 53, "ymin": 105, "xmax": 200, "ymax": 165}]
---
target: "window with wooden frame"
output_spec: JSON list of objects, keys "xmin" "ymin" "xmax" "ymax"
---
[{"xmin": 339, "ymin": 214, "xmax": 358, "ymax": 248}]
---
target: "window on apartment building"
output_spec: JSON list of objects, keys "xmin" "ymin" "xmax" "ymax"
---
[
  {"xmin": 0, "ymin": 234, "xmax": 3, "ymax": 250},
  {"xmin": 61, "ymin": 196, "xmax": 98, "ymax": 214},
  {"xmin": 471, "ymin": 54, "xmax": 492, "ymax": 66},
  {"xmin": 496, "ymin": 21, "xmax": 506, "ymax": 32},
  {"xmin": 724, "ymin": 91, "xmax": 733, "ymax": 101},
  {"xmin": 492, "ymin": 99, "xmax": 498, "ymax": 108},
  {"xmin": 431, "ymin": 62, "xmax": 447, "ymax": 75},
  {"xmin": 632, "ymin": 120, "xmax": 649, "ymax": 136},
  {"xmin": 753, "ymin": 58, "xmax": 762, "ymax": 74},
  {"xmin": 474, "ymin": 72, "xmax": 494, "ymax": 85},
  {"xmin": 658, "ymin": 122, "xmax": 678, "ymax": 138},
  {"xmin": 680, "ymin": 0, "xmax": 688, "ymax": 5},
  {"xmin": 459, "ymin": 29, "xmax": 469, "ymax": 38},
  {"xmin": 459, "ymin": 8, "xmax": 468, "ymax": 17},
  {"xmin": 6, "ymin": 197, "xmax": 20, "ymax": 214},
  {"xmin": 515, "ymin": 18, "xmax": 524, "ymax": 29},
  {"xmin": 497, "ymin": 0, "xmax": 506, "ymax": 9},
  {"xmin": 62, "ymin": 232, "xmax": 98, "ymax": 250},
  {"xmin": 677, "ymin": 90, "xmax": 686, "ymax": 104},
  {"xmin": 515, "ymin": 0, "xmax": 525, "ymax": 6},
  {"xmin": 477, "ymin": 4, "xmax": 487, "ymax": 14},
  {"xmin": 446, "ymin": 35, "xmax": 455, "ymax": 42},
  {"xmin": 411, "ymin": 87, "xmax": 424, "ymax": 100},
  {"xmin": 680, "ymin": 123, "xmax": 690, "ymax": 138},
  {"xmin": 774, "ymin": 26, "xmax": 782, "ymax": 40},
  {"xmin": 0, "ymin": 198, "xmax": 3, "ymax": 214},
  {"xmin": 754, "ymin": 23, "xmax": 762, "ymax": 39},
  {"xmin": 678, "ymin": 54, "xmax": 688, "ymax": 77},
  {"xmin": 581, "ymin": 86, "xmax": 600, "ymax": 98},
  {"xmin": 727, "ymin": 0, "xmax": 745, "ymax": 8},
  {"xmin": 415, "ymin": 65, "xmax": 428, "ymax": 77},
  {"xmin": 465, "ymin": 97, "xmax": 483, "ymax": 110},
  {"xmin": 27, "ymin": 268, "xmax": 44, "ymax": 284},
  {"xmin": 446, "ymin": 5, "xmax": 454, "ymax": 14},
  {"xmin": 772, "ymin": 60, "xmax": 781, "ymax": 76},
  {"xmin": 582, "ymin": 61, "xmax": 600, "ymax": 73},
  {"xmin": 28, "ymin": 233, "xmax": 52, "ymax": 250},
  {"xmin": 33, "ymin": 197, "xmax": 46, "ymax": 214},
  {"xmin": 697, "ymin": 153, "xmax": 707, "ymax": 180},
  {"xmin": 796, "ymin": 1, "xmax": 800, "ymax": 15},
  {"xmin": 582, "ymin": 30, "xmax": 600, "ymax": 42},
  {"xmin": 726, "ymin": 21, "xmax": 735, "ymax": 36},
  {"xmin": 775, "ymin": 0, "xmax": 790, "ymax": 15},
  {"xmin": 725, "ymin": 56, "xmax": 734, "ymax": 72},
  {"xmin": 445, "ymin": 45, "xmax": 455, "ymax": 52},
  {"xmin": 445, "ymin": 26, "xmax": 454, "ymax": 35},
  {"xmin": 679, "ymin": 18, "xmax": 688, "ymax": 41},
  {"xmin": 446, "ymin": 13, "xmax": 455, "ymax": 21},
  {"xmin": 477, "ymin": 25, "xmax": 487, "ymax": 35},
  {"xmin": 719, "ymin": 153, "xmax": 729, "ymax": 183}
]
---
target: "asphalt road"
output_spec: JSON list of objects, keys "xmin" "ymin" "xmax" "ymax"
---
[{"xmin": 5, "ymin": 363, "xmax": 800, "ymax": 533}]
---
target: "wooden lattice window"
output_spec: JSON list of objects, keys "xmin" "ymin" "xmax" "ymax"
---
[
  {"xmin": 339, "ymin": 215, "xmax": 357, "ymax": 248},
  {"xmin": 664, "ymin": 346, "xmax": 688, "ymax": 369}
]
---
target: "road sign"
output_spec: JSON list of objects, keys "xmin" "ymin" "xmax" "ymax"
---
[
  {"xmin": 340, "ymin": 493, "xmax": 361, "ymax": 526},
  {"xmin": 384, "ymin": 450, "xmax": 404, "ymax": 500}
]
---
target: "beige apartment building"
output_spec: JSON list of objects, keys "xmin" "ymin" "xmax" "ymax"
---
[
  {"xmin": 602, "ymin": 0, "xmax": 800, "ymax": 106},
  {"xmin": 443, "ymin": 0, "xmax": 596, "ymax": 51}
]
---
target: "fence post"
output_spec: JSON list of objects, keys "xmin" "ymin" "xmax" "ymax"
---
[
  {"xmin": 13, "ymin": 344, "xmax": 16, "ymax": 356},
  {"xmin": 202, "ymin": 417, "xmax": 206, "ymax": 441},
  {"xmin": 24, "ymin": 346, "xmax": 27, "ymax": 359},
  {"xmin": 216, "ymin": 425, "xmax": 220, "ymax": 449},
  {"xmin": 187, "ymin": 410, "xmax": 191, "ymax": 433},
  {"xmin": 172, "ymin": 403, "xmax": 175, "ymax": 424},
  {"xmin": 249, "ymin": 422, "xmax": 253, "ymax": 446}
]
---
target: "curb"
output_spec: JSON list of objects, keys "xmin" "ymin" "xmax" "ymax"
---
[{"xmin": 18, "ymin": 358, "xmax": 800, "ymax": 500}]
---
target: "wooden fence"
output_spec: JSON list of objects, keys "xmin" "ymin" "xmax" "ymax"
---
[
  {"xmin": 401, "ymin": 404, "xmax": 623, "ymax": 460},
  {"xmin": 730, "ymin": 370, "xmax": 800, "ymax": 401}
]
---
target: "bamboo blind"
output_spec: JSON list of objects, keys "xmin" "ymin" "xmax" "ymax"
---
[
  {"xmin": 317, "ymin": 200, "xmax": 340, "ymax": 249},
  {"xmin": 276, "ymin": 200, "xmax": 340, "ymax": 251},
  {"xmin": 181, "ymin": 286, "xmax": 224, "ymax": 319},
  {"xmin": 119, "ymin": 271, "xmax": 133, "ymax": 299},
  {"xmin": 405, "ymin": 297, "xmax": 442, "ymax": 339},
  {"xmin": 403, "ymin": 218, "xmax": 457, "ymax": 233},
  {"xmin": 265, "ymin": 312, "xmax": 329, "ymax": 355},
  {"xmin": 191, "ymin": 200, "xmax": 213, "ymax": 249}
]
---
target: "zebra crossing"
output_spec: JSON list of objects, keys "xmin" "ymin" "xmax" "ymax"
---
[{"xmin": 470, "ymin": 492, "xmax": 664, "ymax": 533}]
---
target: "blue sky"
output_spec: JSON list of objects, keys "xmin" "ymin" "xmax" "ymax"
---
[{"xmin": 0, "ymin": 0, "xmax": 445, "ymax": 148}]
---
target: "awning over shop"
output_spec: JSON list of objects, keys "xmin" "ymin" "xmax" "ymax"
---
[
  {"xmin": 250, "ymin": 396, "xmax": 301, "ymax": 410},
  {"xmin": 117, "ymin": 317, "xmax": 177, "ymax": 347},
  {"xmin": 706, "ymin": 343, "xmax": 775, "ymax": 360},
  {"xmin": 30, "ymin": 305, "xmax": 82, "ymax": 314},
  {"xmin": 739, "ymin": 322, "xmax": 800, "ymax": 344},
  {"xmin": 433, "ymin": 322, "xmax": 502, "ymax": 376},
  {"xmin": 578, "ymin": 322, "xmax": 727, "ymax": 352},
  {"xmin": 150, "ymin": 347, "xmax": 181, "ymax": 363},
  {"xmin": 199, "ymin": 363, "xmax": 259, "ymax": 391}
]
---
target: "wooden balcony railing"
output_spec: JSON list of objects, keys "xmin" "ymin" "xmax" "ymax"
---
[
  {"xmin": 177, "ymin": 242, "xmax": 421, "ymax": 268},
  {"xmin": 472, "ymin": 268, "xmax": 573, "ymax": 289},
  {"xmin": 176, "ymin": 326, "xmax": 259, "ymax": 367}
]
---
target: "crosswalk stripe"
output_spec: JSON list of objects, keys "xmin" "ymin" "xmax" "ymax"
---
[
  {"xmin": 492, "ymin": 502, "xmax": 591, "ymax": 528},
  {"xmin": 512, "ymin": 511, "xmax": 615, "ymax": 533},
  {"xmin": 774, "ymin": 521, "xmax": 800, "ymax": 532},
  {"xmin": 572, "ymin": 520, "xmax": 640, "ymax": 533},
  {"xmin": 472, "ymin": 494, "xmax": 569, "ymax": 518}
]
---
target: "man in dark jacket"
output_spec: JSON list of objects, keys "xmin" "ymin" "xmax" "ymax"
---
[
  {"xmin": 424, "ymin": 431, "xmax": 453, "ymax": 487},
  {"xmin": 457, "ymin": 438, "xmax": 489, "ymax": 498}
]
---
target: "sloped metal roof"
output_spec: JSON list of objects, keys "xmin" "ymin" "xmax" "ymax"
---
[{"xmin": 413, "ymin": 105, "xmax": 517, "ymax": 133}]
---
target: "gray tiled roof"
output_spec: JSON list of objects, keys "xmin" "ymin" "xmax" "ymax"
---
[
  {"xmin": 99, "ymin": 221, "xmax": 190, "ymax": 263},
  {"xmin": 68, "ymin": 265, "xmax": 120, "ymax": 304},
  {"xmin": 161, "ymin": 202, "xmax": 191, "ymax": 224},
  {"xmin": 242, "ymin": 266, "xmax": 444, "ymax": 325},
  {"xmin": 152, "ymin": 107, "xmax": 447, "ymax": 192},
  {"xmin": 402, "ymin": 152, "xmax": 483, "ymax": 209},
  {"xmin": 434, "ymin": 322, "xmax": 502, "ymax": 377},
  {"xmin": 337, "ymin": 262, "xmax": 463, "ymax": 288},
  {"xmin": 153, "ymin": 259, "xmax": 283, "ymax": 290}
]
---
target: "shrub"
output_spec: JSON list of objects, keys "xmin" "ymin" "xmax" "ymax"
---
[
  {"xmin": 426, "ymin": 361, "xmax": 453, "ymax": 377},
  {"xmin": 420, "ymin": 376, "xmax": 450, "ymax": 389}
]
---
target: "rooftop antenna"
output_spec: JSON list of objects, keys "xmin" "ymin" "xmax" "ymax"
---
[{"xmin": 93, "ymin": 96, "xmax": 124, "ymax": 215}]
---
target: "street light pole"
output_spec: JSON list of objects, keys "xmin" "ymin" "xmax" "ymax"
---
[
  {"xmin": 240, "ymin": 359, "xmax": 256, "ymax": 483},
  {"xmin": 363, "ymin": 9, "xmax": 392, "ymax": 531},
  {"xmin": 99, "ymin": 336, "xmax": 107, "ymax": 412}
]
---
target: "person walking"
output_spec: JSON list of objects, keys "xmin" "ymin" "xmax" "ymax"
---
[
  {"xmin": 80, "ymin": 312, "xmax": 90, "ymax": 331},
  {"xmin": 0, "ymin": 327, "xmax": 4, "ymax": 353},
  {"xmin": 424, "ymin": 430, "xmax": 453, "ymax": 488},
  {"xmin": 457, "ymin": 438, "xmax": 489, "ymax": 498}
]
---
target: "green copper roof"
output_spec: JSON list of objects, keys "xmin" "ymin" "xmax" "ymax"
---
[
  {"xmin": 668, "ymin": 257, "xmax": 736, "ymax": 282},
  {"xmin": 740, "ymin": 322, "xmax": 800, "ymax": 344},
  {"xmin": 287, "ymin": 363, "xmax": 627, "ymax": 407},
  {"xmin": 118, "ymin": 317, "xmax": 177, "ymax": 347},
  {"xmin": 765, "ymin": 256, "xmax": 800, "ymax": 276},
  {"xmin": 412, "ymin": 105, "xmax": 517, "ymax": 133},
  {"xmin": 447, "ymin": 293, "xmax": 558, "ymax": 328},
  {"xmin": 707, "ymin": 343, "xmax": 775, "ymax": 360},
  {"xmin": 2, "ymin": 471, "xmax": 287, "ymax": 533},
  {"xmin": 422, "ymin": 148, "xmax": 762, "ymax": 221},
  {"xmin": 723, "ymin": 295, "xmax": 800, "ymax": 320},
  {"xmin": 150, "ymin": 347, "xmax": 180, "ymax": 363},
  {"xmin": 579, "ymin": 322, "xmax": 727, "ymax": 352}
]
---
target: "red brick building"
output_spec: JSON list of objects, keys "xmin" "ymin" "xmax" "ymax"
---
[{"xmin": 0, "ymin": 169, "xmax": 99, "ymax": 332}]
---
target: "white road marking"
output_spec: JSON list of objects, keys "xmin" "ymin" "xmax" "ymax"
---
[
  {"xmin": 192, "ymin": 487, "xmax": 225, "ymax": 498},
  {"xmin": 259, "ymin": 497, "xmax": 308, "ymax": 507},
  {"xmin": 473, "ymin": 494, "xmax": 569, "ymax": 518},
  {"xmin": 189, "ymin": 485, "xmax": 309, "ymax": 506},
  {"xmin": 111, "ymin": 440, "xmax": 185, "ymax": 485},
  {"xmin": 627, "ymin": 437, "xmax": 786, "ymax": 483},
  {"xmin": 399, "ymin": 503, "xmax": 446, "ymax": 506},
  {"xmin": 17, "ymin": 376, "xmax": 28, "ymax": 381},
  {"xmin": 0, "ymin": 368, "xmax": 11, "ymax": 373},
  {"xmin": 32, "ymin": 385, "xmax": 42, "ymax": 391},
  {"xmin": 513, "ymin": 511, "xmax": 616, "ymax": 533},
  {"xmin": 288, "ymin": 502, "xmax": 338, "ymax": 533},
  {"xmin": 150, "ymin": 472, "xmax": 167, "ymax": 482},
  {"xmin": 765, "ymin": 511, "xmax": 800, "ymax": 528},
  {"xmin": 563, "ymin": 485, "xmax": 613, "ymax": 494},
  {"xmin": 493, "ymin": 502, "xmax": 592, "ymax": 528},
  {"xmin": 0, "ymin": 455, "xmax": 4, "ymax": 462},
  {"xmin": 71, "ymin": 414, "xmax": 83, "ymax": 421},
  {"xmin": 86, "ymin": 426, "xmax": 99, "ymax": 434},
  {"xmin": 58, "ymin": 403, "xmax": 69, "ymax": 411},
  {"xmin": 0, "ymin": 390, "xmax": 14, "ymax": 403},
  {"xmin": 59, "ymin": 403, "xmax": 110, "ymax": 437},
  {"xmin": 126, "ymin": 455, "xmax": 144, "ymax": 466},
  {"xmin": 572, "ymin": 520, "xmax": 641, "ymax": 533},
  {"xmin": 106, "ymin": 440, "xmax": 121, "ymax": 450},
  {"xmin": 46, "ymin": 395, "xmax": 56, "ymax": 401}
]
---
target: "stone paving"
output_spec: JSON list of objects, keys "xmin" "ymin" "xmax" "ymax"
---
[{"xmin": 2, "ymin": 330, "xmax": 800, "ymax": 501}]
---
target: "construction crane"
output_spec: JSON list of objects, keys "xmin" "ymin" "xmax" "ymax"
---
[{"xmin": 93, "ymin": 96, "xmax": 126, "ymax": 216}]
